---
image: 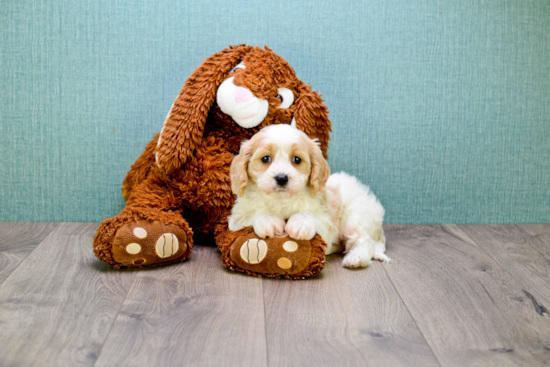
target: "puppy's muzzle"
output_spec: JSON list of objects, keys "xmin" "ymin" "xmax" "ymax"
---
[{"xmin": 274, "ymin": 174, "xmax": 289, "ymax": 187}]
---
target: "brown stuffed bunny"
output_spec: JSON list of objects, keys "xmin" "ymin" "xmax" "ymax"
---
[{"xmin": 93, "ymin": 45, "xmax": 331, "ymax": 279}]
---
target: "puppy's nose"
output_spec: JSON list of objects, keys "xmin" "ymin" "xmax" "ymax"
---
[
  {"xmin": 274, "ymin": 174, "xmax": 289, "ymax": 186},
  {"xmin": 234, "ymin": 86, "xmax": 253, "ymax": 103}
]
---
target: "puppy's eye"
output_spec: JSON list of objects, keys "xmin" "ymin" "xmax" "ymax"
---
[
  {"xmin": 292, "ymin": 156, "xmax": 302, "ymax": 164},
  {"xmin": 261, "ymin": 156, "xmax": 271, "ymax": 164},
  {"xmin": 230, "ymin": 62, "xmax": 246, "ymax": 73},
  {"xmin": 276, "ymin": 88, "xmax": 294, "ymax": 109}
]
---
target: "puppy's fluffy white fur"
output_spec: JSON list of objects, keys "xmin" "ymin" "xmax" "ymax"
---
[{"xmin": 228, "ymin": 124, "xmax": 389, "ymax": 268}]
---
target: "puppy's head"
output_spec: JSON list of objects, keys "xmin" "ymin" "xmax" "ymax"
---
[{"xmin": 230, "ymin": 125, "xmax": 330, "ymax": 198}]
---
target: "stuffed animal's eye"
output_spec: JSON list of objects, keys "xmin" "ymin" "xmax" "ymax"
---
[
  {"xmin": 230, "ymin": 62, "xmax": 246, "ymax": 73},
  {"xmin": 261, "ymin": 156, "xmax": 271, "ymax": 163},
  {"xmin": 276, "ymin": 87, "xmax": 294, "ymax": 109},
  {"xmin": 292, "ymin": 156, "xmax": 301, "ymax": 164}
]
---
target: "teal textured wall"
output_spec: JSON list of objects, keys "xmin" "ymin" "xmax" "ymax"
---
[{"xmin": 1, "ymin": 0, "xmax": 549, "ymax": 223}]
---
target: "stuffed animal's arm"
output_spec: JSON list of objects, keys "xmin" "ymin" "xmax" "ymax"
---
[
  {"xmin": 122, "ymin": 134, "xmax": 159, "ymax": 200},
  {"xmin": 125, "ymin": 175, "xmax": 185, "ymax": 211}
]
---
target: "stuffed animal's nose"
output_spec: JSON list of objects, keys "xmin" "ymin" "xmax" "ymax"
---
[
  {"xmin": 234, "ymin": 86, "xmax": 253, "ymax": 103},
  {"xmin": 274, "ymin": 174, "xmax": 289, "ymax": 186}
]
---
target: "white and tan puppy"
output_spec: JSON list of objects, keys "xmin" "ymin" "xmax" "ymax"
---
[{"xmin": 228, "ymin": 124, "xmax": 389, "ymax": 268}]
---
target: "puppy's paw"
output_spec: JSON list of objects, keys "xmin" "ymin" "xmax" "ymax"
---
[
  {"xmin": 342, "ymin": 247, "xmax": 373, "ymax": 268},
  {"xmin": 253, "ymin": 216, "xmax": 285, "ymax": 238},
  {"xmin": 374, "ymin": 252, "xmax": 391, "ymax": 263},
  {"xmin": 228, "ymin": 217, "xmax": 244, "ymax": 232},
  {"xmin": 286, "ymin": 213, "xmax": 317, "ymax": 240}
]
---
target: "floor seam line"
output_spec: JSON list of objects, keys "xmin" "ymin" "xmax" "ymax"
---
[
  {"xmin": 382, "ymin": 263, "xmax": 444, "ymax": 367},
  {"xmin": 262, "ymin": 279, "xmax": 270, "ymax": 367},
  {"xmin": 92, "ymin": 268, "xmax": 137, "ymax": 366},
  {"xmin": 0, "ymin": 222, "xmax": 59, "ymax": 289},
  {"xmin": 382, "ymin": 226, "xmax": 445, "ymax": 367}
]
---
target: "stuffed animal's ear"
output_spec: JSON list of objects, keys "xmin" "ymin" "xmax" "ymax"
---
[
  {"xmin": 293, "ymin": 84, "xmax": 332, "ymax": 159},
  {"xmin": 155, "ymin": 45, "xmax": 254, "ymax": 173},
  {"xmin": 307, "ymin": 137, "xmax": 331, "ymax": 197}
]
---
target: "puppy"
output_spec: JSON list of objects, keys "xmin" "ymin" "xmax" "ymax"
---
[{"xmin": 228, "ymin": 124, "xmax": 389, "ymax": 268}]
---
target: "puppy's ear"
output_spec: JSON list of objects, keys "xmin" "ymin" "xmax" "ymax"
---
[
  {"xmin": 230, "ymin": 136, "xmax": 261, "ymax": 197},
  {"xmin": 293, "ymin": 84, "xmax": 332, "ymax": 159},
  {"xmin": 307, "ymin": 137, "xmax": 331, "ymax": 197},
  {"xmin": 155, "ymin": 45, "xmax": 254, "ymax": 173}
]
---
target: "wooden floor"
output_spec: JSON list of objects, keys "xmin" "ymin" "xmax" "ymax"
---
[{"xmin": 0, "ymin": 223, "xmax": 549, "ymax": 367}]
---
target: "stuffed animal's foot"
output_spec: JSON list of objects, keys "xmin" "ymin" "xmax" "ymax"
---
[
  {"xmin": 94, "ymin": 209, "xmax": 193, "ymax": 268},
  {"xmin": 216, "ymin": 226, "xmax": 327, "ymax": 279},
  {"xmin": 111, "ymin": 220, "xmax": 190, "ymax": 267}
]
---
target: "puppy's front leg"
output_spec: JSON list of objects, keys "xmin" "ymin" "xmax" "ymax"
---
[
  {"xmin": 253, "ymin": 215, "xmax": 286, "ymax": 238},
  {"xmin": 286, "ymin": 212, "xmax": 317, "ymax": 240}
]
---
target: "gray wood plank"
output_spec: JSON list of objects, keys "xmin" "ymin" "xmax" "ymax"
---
[
  {"xmin": 518, "ymin": 224, "xmax": 550, "ymax": 261},
  {"xmin": 262, "ymin": 254, "xmax": 441, "ymax": 367},
  {"xmin": 0, "ymin": 222, "xmax": 136, "ymax": 367},
  {"xmin": 0, "ymin": 222, "xmax": 58, "ymax": 284},
  {"xmin": 520, "ymin": 224, "xmax": 550, "ymax": 237},
  {"xmin": 94, "ymin": 245, "xmax": 268, "ymax": 367},
  {"xmin": 455, "ymin": 224, "xmax": 550, "ymax": 308},
  {"xmin": 383, "ymin": 224, "xmax": 550, "ymax": 367}
]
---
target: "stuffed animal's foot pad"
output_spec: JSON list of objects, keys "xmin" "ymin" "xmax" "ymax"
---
[
  {"xmin": 239, "ymin": 238, "xmax": 268, "ymax": 264},
  {"xmin": 112, "ymin": 220, "xmax": 189, "ymax": 267},
  {"xmin": 229, "ymin": 234, "xmax": 314, "ymax": 276},
  {"xmin": 237, "ymin": 238, "xmax": 300, "ymax": 269}
]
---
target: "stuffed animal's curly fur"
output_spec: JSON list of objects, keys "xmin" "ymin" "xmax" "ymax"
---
[{"xmin": 93, "ymin": 45, "xmax": 331, "ymax": 278}]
